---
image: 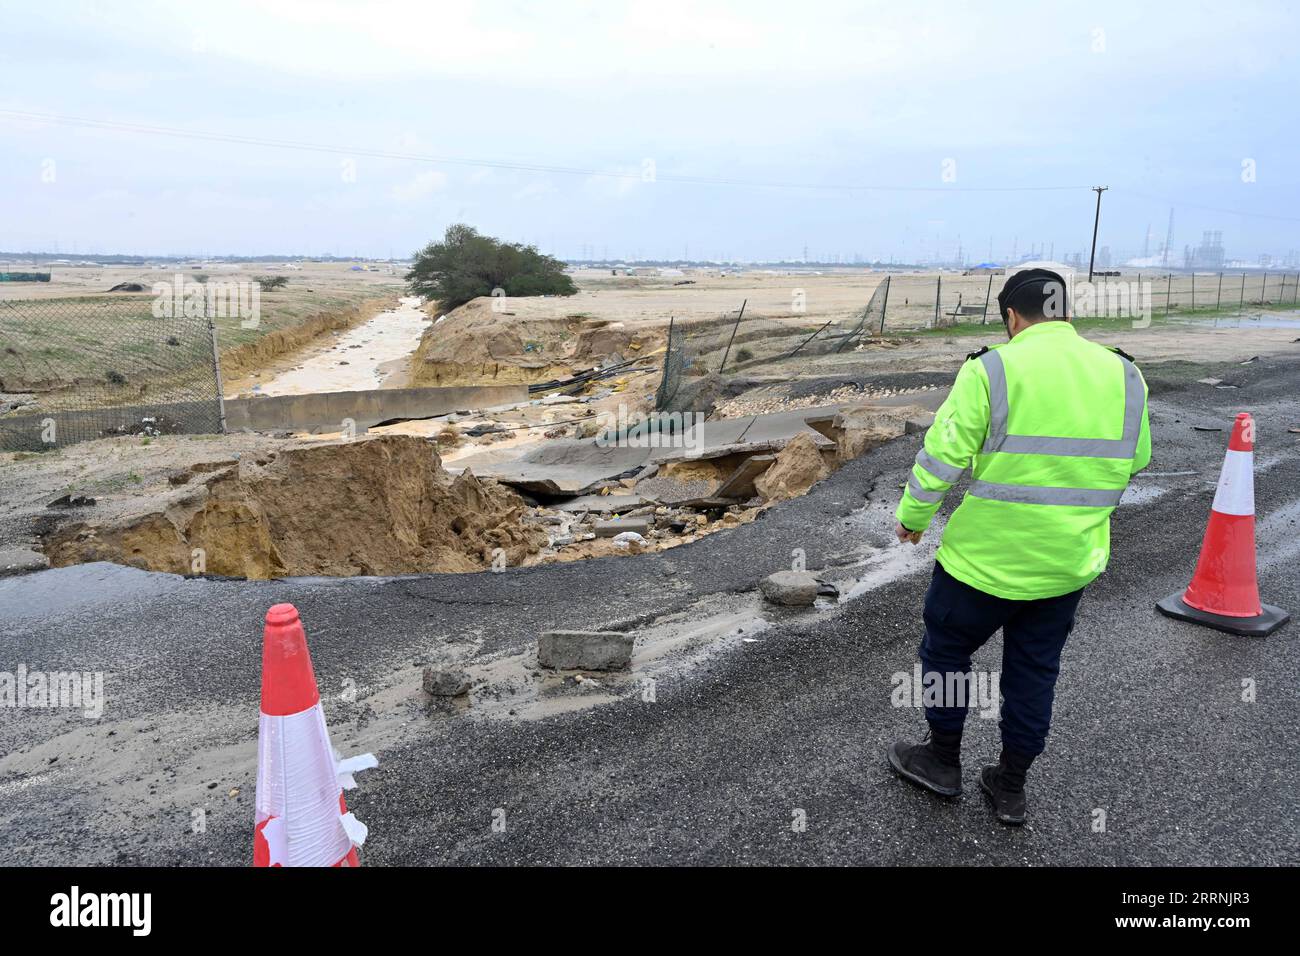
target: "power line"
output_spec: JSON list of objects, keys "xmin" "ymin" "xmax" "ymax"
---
[
  {"xmin": 1125, "ymin": 188, "xmax": 1300, "ymax": 224},
  {"xmin": 0, "ymin": 108, "xmax": 1091, "ymax": 195}
]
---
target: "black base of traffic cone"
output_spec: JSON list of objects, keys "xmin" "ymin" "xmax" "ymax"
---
[{"xmin": 1156, "ymin": 592, "xmax": 1291, "ymax": 637}]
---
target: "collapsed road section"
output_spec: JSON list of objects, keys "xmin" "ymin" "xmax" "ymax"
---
[{"xmin": 12, "ymin": 386, "xmax": 945, "ymax": 578}]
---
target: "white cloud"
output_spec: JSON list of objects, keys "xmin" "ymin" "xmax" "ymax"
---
[
  {"xmin": 391, "ymin": 169, "xmax": 448, "ymax": 201},
  {"xmin": 512, "ymin": 180, "xmax": 558, "ymax": 202}
]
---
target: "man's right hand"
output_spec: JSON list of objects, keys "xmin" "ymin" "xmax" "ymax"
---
[{"xmin": 895, "ymin": 522, "xmax": 923, "ymax": 545}]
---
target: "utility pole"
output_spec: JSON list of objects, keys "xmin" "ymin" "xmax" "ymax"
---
[{"xmin": 1087, "ymin": 186, "xmax": 1108, "ymax": 282}]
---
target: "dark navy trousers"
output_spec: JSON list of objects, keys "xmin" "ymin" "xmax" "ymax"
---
[{"xmin": 919, "ymin": 561, "xmax": 1084, "ymax": 757}]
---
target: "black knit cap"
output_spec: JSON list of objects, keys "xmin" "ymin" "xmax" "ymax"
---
[{"xmin": 997, "ymin": 268, "xmax": 1069, "ymax": 322}]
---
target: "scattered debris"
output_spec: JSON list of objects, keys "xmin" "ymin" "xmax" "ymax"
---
[
  {"xmin": 46, "ymin": 493, "xmax": 96, "ymax": 509},
  {"xmin": 99, "ymin": 415, "xmax": 187, "ymax": 438},
  {"xmin": 1192, "ymin": 425, "xmax": 1224, "ymax": 432},
  {"xmin": 537, "ymin": 630, "xmax": 634, "ymax": 671},
  {"xmin": 611, "ymin": 531, "xmax": 646, "ymax": 549}
]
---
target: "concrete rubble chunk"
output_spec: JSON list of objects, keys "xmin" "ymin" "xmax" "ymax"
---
[
  {"xmin": 760, "ymin": 570, "xmax": 821, "ymax": 607},
  {"xmin": 594, "ymin": 518, "xmax": 651, "ymax": 537},
  {"xmin": 422, "ymin": 667, "xmax": 472, "ymax": 697},
  {"xmin": 832, "ymin": 403, "xmax": 933, "ymax": 459},
  {"xmin": 904, "ymin": 411, "xmax": 936, "ymax": 434},
  {"xmin": 538, "ymin": 630, "xmax": 634, "ymax": 671}
]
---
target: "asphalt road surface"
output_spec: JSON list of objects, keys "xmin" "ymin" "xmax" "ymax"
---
[{"xmin": 2, "ymin": 354, "xmax": 1297, "ymax": 866}]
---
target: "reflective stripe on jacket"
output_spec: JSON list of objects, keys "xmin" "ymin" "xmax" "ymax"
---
[{"xmin": 896, "ymin": 321, "xmax": 1151, "ymax": 600}]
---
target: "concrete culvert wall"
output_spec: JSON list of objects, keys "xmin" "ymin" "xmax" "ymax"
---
[{"xmin": 40, "ymin": 435, "xmax": 548, "ymax": 578}]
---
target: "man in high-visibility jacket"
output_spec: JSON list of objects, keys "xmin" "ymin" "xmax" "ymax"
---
[{"xmin": 887, "ymin": 268, "xmax": 1150, "ymax": 825}]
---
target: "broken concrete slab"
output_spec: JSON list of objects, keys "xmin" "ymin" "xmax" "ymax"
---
[
  {"xmin": 224, "ymin": 384, "xmax": 527, "ymax": 435},
  {"xmin": 465, "ymin": 439, "xmax": 653, "ymax": 496},
  {"xmin": 760, "ymin": 570, "xmax": 820, "ymax": 607},
  {"xmin": 739, "ymin": 408, "xmax": 840, "ymax": 449},
  {"xmin": 538, "ymin": 630, "xmax": 634, "ymax": 671},
  {"xmin": 553, "ymin": 493, "xmax": 651, "ymax": 514},
  {"xmin": 650, "ymin": 406, "xmax": 841, "ymax": 465},
  {"xmin": 634, "ymin": 474, "xmax": 721, "ymax": 505},
  {"xmin": 714, "ymin": 454, "xmax": 775, "ymax": 499},
  {"xmin": 0, "ymin": 547, "xmax": 50, "ymax": 577},
  {"xmin": 594, "ymin": 518, "xmax": 651, "ymax": 537}
]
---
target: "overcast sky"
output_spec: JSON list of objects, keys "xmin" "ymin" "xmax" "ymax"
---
[{"xmin": 2, "ymin": 0, "xmax": 1297, "ymax": 264}]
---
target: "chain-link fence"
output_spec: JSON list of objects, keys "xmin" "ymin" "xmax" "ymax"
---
[
  {"xmin": 653, "ymin": 267, "xmax": 1300, "ymax": 413},
  {"xmin": 656, "ymin": 278, "xmax": 890, "ymax": 413},
  {"xmin": 0, "ymin": 296, "xmax": 225, "ymax": 451},
  {"xmin": 891, "ymin": 270, "xmax": 1300, "ymax": 327},
  {"xmin": 1140, "ymin": 271, "xmax": 1300, "ymax": 313}
]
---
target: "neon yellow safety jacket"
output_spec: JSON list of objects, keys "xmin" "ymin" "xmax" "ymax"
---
[{"xmin": 896, "ymin": 321, "xmax": 1151, "ymax": 600}]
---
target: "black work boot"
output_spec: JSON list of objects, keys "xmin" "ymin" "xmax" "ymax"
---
[
  {"xmin": 979, "ymin": 747, "xmax": 1036, "ymax": 825},
  {"xmin": 888, "ymin": 728, "xmax": 962, "ymax": 797}
]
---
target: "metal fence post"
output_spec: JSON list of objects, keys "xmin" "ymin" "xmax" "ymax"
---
[
  {"xmin": 934, "ymin": 275, "xmax": 942, "ymax": 328},
  {"xmin": 1165, "ymin": 273, "xmax": 1172, "ymax": 316},
  {"xmin": 981, "ymin": 273, "xmax": 992, "ymax": 324},
  {"xmin": 717, "ymin": 298, "xmax": 747, "ymax": 374},
  {"xmin": 1261, "ymin": 271, "xmax": 1268, "ymax": 306},
  {"xmin": 1216, "ymin": 272, "xmax": 1223, "ymax": 311},
  {"xmin": 209, "ymin": 318, "xmax": 227, "ymax": 434},
  {"xmin": 879, "ymin": 275, "xmax": 891, "ymax": 335},
  {"xmin": 655, "ymin": 316, "xmax": 676, "ymax": 411},
  {"xmin": 1239, "ymin": 273, "xmax": 1246, "ymax": 316}
]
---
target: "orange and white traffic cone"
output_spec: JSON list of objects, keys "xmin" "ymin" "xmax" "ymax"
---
[
  {"xmin": 253, "ymin": 603, "xmax": 377, "ymax": 867},
  {"xmin": 1156, "ymin": 412, "xmax": 1290, "ymax": 636}
]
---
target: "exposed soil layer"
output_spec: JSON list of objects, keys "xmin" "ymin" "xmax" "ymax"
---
[
  {"xmin": 40, "ymin": 435, "xmax": 546, "ymax": 578},
  {"xmin": 409, "ymin": 297, "xmax": 663, "ymax": 387}
]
